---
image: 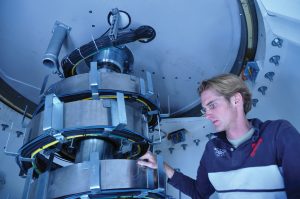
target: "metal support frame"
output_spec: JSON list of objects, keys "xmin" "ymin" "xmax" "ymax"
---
[
  {"xmin": 146, "ymin": 71, "xmax": 154, "ymax": 97},
  {"xmin": 147, "ymin": 168, "xmax": 155, "ymax": 189},
  {"xmin": 89, "ymin": 62, "xmax": 100, "ymax": 100},
  {"xmin": 4, "ymin": 130, "xmax": 19, "ymax": 156},
  {"xmin": 34, "ymin": 171, "xmax": 50, "ymax": 199},
  {"xmin": 89, "ymin": 152, "xmax": 101, "ymax": 193},
  {"xmin": 22, "ymin": 168, "xmax": 34, "ymax": 199},
  {"xmin": 43, "ymin": 94, "xmax": 63, "ymax": 137},
  {"xmin": 115, "ymin": 92, "xmax": 127, "ymax": 130},
  {"xmin": 151, "ymin": 115, "xmax": 162, "ymax": 144},
  {"xmin": 156, "ymin": 155, "xmax": 166, "ymax": 193},
  {"xmin": 159, "ymin": 95, "xmax": 170, "ymax": 118},
  {"xmin": 140, "ymin": 78, "xmax": 146, "ymax": 96}
]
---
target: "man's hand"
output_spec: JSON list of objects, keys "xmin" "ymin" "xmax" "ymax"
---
[
  {"xmin": 137, "ymin": 151, "xmax": 175, "ymax": 179},
  {"xmin": 137, "ymin": 151, "xmax": 157, "ymax": 169}
]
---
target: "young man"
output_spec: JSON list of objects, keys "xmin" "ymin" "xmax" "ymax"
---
[{"xmin": 137, "ymin": 74, "xmax": 300, "ymax": 199}]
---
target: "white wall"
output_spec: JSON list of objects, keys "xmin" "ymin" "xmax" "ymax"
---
[
  {"xmin": 0, "ymin": 102, "xmax": 29, "ymax": 199},
  {"xmin": 247, "ymin": 0, "xmax": 300, "ymax": 131},
  {"xmin": 153, "ymin": 117, "xmax": 218, "ymax": 199}
]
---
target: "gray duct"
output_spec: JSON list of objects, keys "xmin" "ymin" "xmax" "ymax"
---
[{"xmin": 42, "ymin": 21, "xmax": 71, "ymax": 68}]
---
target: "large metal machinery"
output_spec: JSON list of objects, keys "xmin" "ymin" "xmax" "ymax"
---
[{"xmin": 17, "ymin": 9, "xmax": 167, "ymax": 199}]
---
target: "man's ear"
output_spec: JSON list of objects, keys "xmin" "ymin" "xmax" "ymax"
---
[{"xmin": 230, "ymin": 92, "xmax": 243, "ymax": 105}]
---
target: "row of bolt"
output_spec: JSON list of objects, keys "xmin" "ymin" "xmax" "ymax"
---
[
  {"xmin": 252, "ymin": 37, "xmax": 282, "ymax": 107},
  {"xmin": 1, "ymin": 123, "xmax": 24, "ymax": 137},
  {"xmin": 155, "ymin": 139, "xmax": 201, "ymax": 155}
]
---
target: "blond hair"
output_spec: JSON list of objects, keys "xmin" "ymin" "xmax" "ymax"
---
[{"xmin": 199, "ymin": 74, "xmax": 252, "ymax": 114}]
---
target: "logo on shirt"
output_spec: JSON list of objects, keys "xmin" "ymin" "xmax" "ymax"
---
[
  {"xmin": 250, "ymin": 138, "xmax": 263, "ymax": 157},
  {"xmin": 214, "ymin": 147, "xmax": 226, "ymax": 157}
]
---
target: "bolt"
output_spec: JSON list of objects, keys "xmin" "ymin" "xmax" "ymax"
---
[
  {"xmin": 252, "ymin": 99, "xmax": 259, "ymax": 107},
  {"xmin": 1, "ymin": 124, "xmax": 9, "ymax": 131},
  {"xmin": 271, "ymin": 38, "xmax": 283, "ymax": 48},
  {"xmin": 16, "ymin": 131, "xmax": 24, "ymax": 138},
  {"xmin": 269, "ymin": 55, "xmax": 280, "ymax": 66},
  {"xmin": 168, "ymin": 147, "xmax": 174, "ymax": 154},
  {"xmin": 258, "ymin": 86, "xmax": 268, "ymax": 95},
  {"xmin": 67, "ymin": 139, "xmax": 76, "ymax": 153},
  {"xmin": 264, "ymin": 72, "xmax": 275, "ymax": 82},
  {"xmin": 181, "ymin": 144, "xmax": 187, "ymax": 150},
  {"xmin": 193, "ymin": 139, "xmax": 200, "ymax": 146},
  {"xmin": 206, "ymin": 133, "xmax": 214, "ymax": 140},
  {"xmin": 155, "ymin": 150, "xmax": 161, "ymax": 155}
]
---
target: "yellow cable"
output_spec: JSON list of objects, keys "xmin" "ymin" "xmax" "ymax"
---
[
  {"xmin": 70, "ymin": 51, "xmax": 100, "ymax": 75},
  {"xmin": 31, "ymin": 140, "xmax": 59, "ymax": 158}
]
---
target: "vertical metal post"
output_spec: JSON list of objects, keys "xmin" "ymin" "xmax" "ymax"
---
[
  {"xmin": 22, "ymin": 168, "xmax": 33, "ymax": 199},
  {"xmin": 146, "ymin": 167, "xmax": 154, "ymax": 189},
  {"xmin": 146, "ymin": 71, "xmax": 154, "ymax": 97},
  {"xmin": 116, "ymin": 92, "xmax": 127, "ymax": 130},
  {"xmin": 89, "ymin": 152, "xmax": 101, "ymax": 193},
  {"xmin": 156, "ymin": 155, "xmax": 166, "ymax": 193},
  {"xmin": 139, "ymin": 78, "xmax": 146, "ymax": 96},
  {"xmin": 34, "ymin": 171, "xmax": 50, "ymax": 199},
  {"xmin": 43, "ymin": 94, "xmax": 63, "ymax": 133},
  {"xmin": 89, "ymin": 62, "xmax": 99, "ymax": 100}
]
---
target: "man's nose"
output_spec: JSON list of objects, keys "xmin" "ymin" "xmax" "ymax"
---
[{"xmin": 205, "ymin": 112, "xmax": 213, "ymax": 121}]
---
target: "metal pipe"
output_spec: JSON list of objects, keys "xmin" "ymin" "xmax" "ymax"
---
[{"xmin": 43, "ymin": 21, "xmax": 71, "ymax": 68}]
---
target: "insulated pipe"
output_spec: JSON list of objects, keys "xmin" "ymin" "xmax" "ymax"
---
[{"xmin": 43, "ymin": 21, "xmax": 71, "ymax": 68}]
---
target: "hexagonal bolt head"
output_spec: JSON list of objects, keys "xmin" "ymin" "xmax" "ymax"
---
[
  {"xmin": 155, "ymin": 150, "xmax": 161, "ymax": 155},
  {"xmin": 264, "ymin": 72, "xmax": 275, "ymax": 82},
  {"xmin": 269, "ymin": 55, "xmax": 280, "ymax": 66},
  {"xmin": 168, "ymin": 147, "xmax": 174, "ymax": 154},
  {"xmin": 252, "ymin": 99, "xmax": 259, "ymax": 107},
  {"xmin": 193, "ymin": 139, "xmax": 200, "ymax": 146},
  {"xmin": 181, "ymin": 144, "xmax": 187, "ymax": 150},
  {"xmin": 271, "ymin": 38, "xmax": 283, "ymax": 48},
  {"xmin": 258, "ymin": 86, "xmax": 268, "ymax": 95}
]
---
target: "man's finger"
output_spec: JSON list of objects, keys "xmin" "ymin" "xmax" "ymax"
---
[
  {"xmin": 139, "ymin": 151, "xmax": 154, "ymax": 160},
  {"xmin": 137, "ymin": 160, "xmax": 157, "ymax": 169}
]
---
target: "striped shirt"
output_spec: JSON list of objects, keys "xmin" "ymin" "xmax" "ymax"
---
[{"xmin": 168, "ymin": 119, "xmax": 300, "ymax": 199}]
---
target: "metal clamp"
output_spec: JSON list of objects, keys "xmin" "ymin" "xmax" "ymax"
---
[
  {"xmin": 89, "ymin": 62, "xmax": 100, "ymax": 100},
  {"xmin": 43, "ymin": 94, "xmax": 64, "ymax": 135},
  {"xmin": 159, "ymin": 95, "xmax": 170, "ymax": 118},
  {"xmin": 151, "ymin": 115, "xmax": 162, "ymax": 144},
  {"xmin": 108, "ymin": 8, "xmax": 120, "ymax": 41}
]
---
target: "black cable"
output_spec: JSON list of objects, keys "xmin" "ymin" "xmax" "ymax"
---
[{"xmin": 61, "ymin": 25, "xmax": 156, "ymax": 77}]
